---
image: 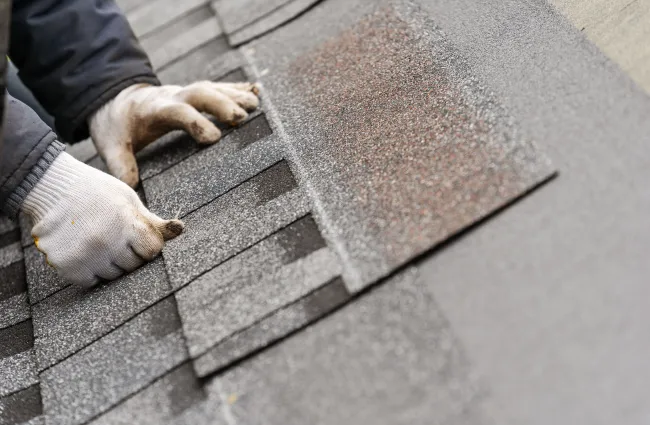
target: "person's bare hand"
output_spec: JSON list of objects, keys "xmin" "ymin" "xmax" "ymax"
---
[{"xmin": 88, "ymin": 81, "xmax": 260, "ymax": 187}]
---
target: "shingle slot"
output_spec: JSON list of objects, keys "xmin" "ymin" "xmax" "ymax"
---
[
  {"xmin": 0, "ymin": 320, "xmax": 33, "ymax": 359},
  {"xmin": 0, "ymin": 261, "xmax": 26, "ymax": 302},
  {"xmin": 0, "ymin": 384, "xmax": 43, "ymax": 425}
]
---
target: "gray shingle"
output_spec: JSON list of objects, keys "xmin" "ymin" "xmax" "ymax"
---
[
  {"xmin": 160, "ymin": 161, "xmax": 310, "ymax": 288},
  {"xmin": 156, "ymin": 40, "xmax": 241, "ymax": 85},
  {"xmin": 0, "ymin": 320, "xmax": 33, "ymax": 360},
  {"xmin": 65, "ymin": 139, "xmax": 97, "ymax": 164},
  {"xmin": 143, "ymin": 116, "xmax": 277, "ymax": 218},
  {"xmin": 0, "ymin": 227, "xmax": 19, "ymax": 251},
  {"xmin": 246, "ymin": 0, "xmax": 555, "ymax": 292},
  {"xmin": 137, "ymin": 109, "xmax": 264, "ymax": 181},
  {"xmin": 193, "ymin": 276, "xmax": 350, "ymax": 377},
  {"xmin": 0, "ymin": 350, "xmax": 38, "ymax": 398},
  {"xmin": 212, "ymin": 0, "xmax": 294, "ymax": 34},
  {"xmin": 226, "ymin": 0, "xmax": 321, "ymax": 46},
  {"xmin": 129, "ymin": 0, "xmax": 207, "ymax": 38},
  {"xmin": 17, "ymin": 214, "xmax": 32, "ymax": 248},
  {"xmin": 40, "ymin": 297, "xmax": 187, "ymax": 425},
  {"xmin": 206, "ymin": 267, "xmax": 487, "ymax": 425},
  {"xmin": 0, "ymin": 215, "xmax": 17, "ymax": 235},
  {"xmin": 0, "ymin": 293, "xmax": 30, "ymax": 330},
  {"xmin": 32, "ymin": 258, "xmax": 170, "ymax": 371},
  {"xmin": 0, "ymin": 242, "xmax": 22, "ymax": 269},
  {"xmin": 177, "ymin": 215, "xmax": 338, "ymax": 360},
  {"xmin": 23, "ymin": 245, "xmax": 69, "ymax": 305},
  {"xmin": 89, "ymin": 363, "xmax": 223, "ymax": 425},
  {"xmin": 148, "ymin": 17, "xmax": 222, "ymax": 70},
  {"xmin": 0, "ymin": 384, "xmax": 43, "ymax": 425}
]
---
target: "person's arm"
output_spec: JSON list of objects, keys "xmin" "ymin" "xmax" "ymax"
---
[
  {"xmin": 0, "ymin": 93, "xmax": 64, "ymax": 216},
  {"xmin": 9, "ymin": 0, "xmax": 159, "ymax": 143},
  {"xmin": 9, "ymin": 0, "xmax": 261, "ymax": 188}
]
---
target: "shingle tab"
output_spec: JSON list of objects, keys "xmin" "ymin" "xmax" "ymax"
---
[
  {"xmin": 0, "ymin": 242, "xmax": 22, "ymax": 269},
  {"xmin": 89, "ymin": 363, "xmax": 216, "ymax": 425},
  {"xmin": 160, "ymin": 161, "xmax": 310, "ymax": 288},
  {"xmin": 193, "ymin": 276, "xmax": 350, "ymax": 377},
  {"xmin": 32, "ymin": 258, "xmax": 170, "ymax": 371},
  {"xmin": 177, "ymin": 215, "xmax": 337, "ymax": 361},
  {"xmin": 226, "ymin": 0, "xmax": 321, "ymax": 46},
  {"xmin": 0, "ymin": 320, "xmax": 33, "ymax": 360},
  {"xmin": 0, "ymin": 384, "xmax": 43, "ymax": 425},
  {"xmin": 207, "ymin": 267, "xmax": 487, "ymax": 425},
  {"xmin": 246, "ymin": 1, "xmax": 555, "ymax": 291},
  {"xmin": 148, "ymin": 18, "xmax": 222, "ymax": 70},
  {"xmin": 40, "ymin": 297, "xmax": 187, "ymax": 425},
  {"xmin": 143, "ymin": 119, "xmax": 278, "ymax": 218},
  {"xmin": 129, "ymin": 0, "xmax": 207, "ymax": 38},
  {"xmin": 137, "ymin": 110, "xmax": 266, "ymax": 181},
  {"xmin": 0, "ymin": 350, "xmax": 38, "ymax": 398},
  {"xmin": 23, "ymin": 245, "xmax": 69, "ymax": 305},
  {"xmin": 156, "ymin": 37, "xmax": 232, "ymax": 84},
  {"xmin": 0, "ymin": 292, "xmax": 30, "ymax": 330}
]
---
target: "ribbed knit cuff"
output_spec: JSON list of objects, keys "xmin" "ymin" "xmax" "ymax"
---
[
  {"xmin": 20, "ymin": 152, "xmax": 89, "ymax": 222},
  {"xmin": 5, "ymin": 140, "xmax": 66, "ymax": 216}
]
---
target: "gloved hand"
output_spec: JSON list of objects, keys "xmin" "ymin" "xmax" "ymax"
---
[
  {"xmin": 89, "ymin": 81, "xmax": 260, "ymax": 187},
  {"xmin": 21, "ymin": 151, "xmax": 183, "ymax": 287}
]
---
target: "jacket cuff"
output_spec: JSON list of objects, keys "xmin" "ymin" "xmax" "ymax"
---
[
  {"xmin": 58, "ymin": 74, "xmax": 161, "ymax": 144},
  {"xmin": 5, "ymin": 140, "xmax": 66, "ymax": 216}
]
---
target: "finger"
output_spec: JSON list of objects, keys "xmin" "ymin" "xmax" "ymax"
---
[
  {"xmin": 130, "ymin": 220, "xmax": 165, "ymax": 261},
  {"xmin": 179, "ymin": 86, "xmax": 248, "ymax": 125},
  {"xmin": 213, "ymin": 82, "xmax": 260, "ymax": 96},
  {"xmin": 143, "ymin": 210, "xmax": 184, "ymax": 241},
  {"xmin": 97, "ymin": 145, "xmax": 140, "ymax": 189},
  {"xmin": 158, "ymin": 103, "xmax": 222, "ymax": 145},
  {"xmin": 95, "ymin": 261, "xmax": 125, "ymax": 281},
  {"xmin": 58, "ymin": 263, "xmax": 100, "ymax": 288},
  {"xmin": 212, "ymin": 85, "xmax": 260, "ymax": 111},
  {"xmin": 112, "ymin": 245, "xmax": 145, "ymax": 272}
]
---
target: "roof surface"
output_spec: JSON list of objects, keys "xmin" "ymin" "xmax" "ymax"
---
[{"xmin": 2, "ymin": 0, "xmax": 650, "ymax": 424}]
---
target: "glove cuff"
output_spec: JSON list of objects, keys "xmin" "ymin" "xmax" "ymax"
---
[{"xmin": 21, "ymin": 152, "xmax": 88, "ymax": 222}]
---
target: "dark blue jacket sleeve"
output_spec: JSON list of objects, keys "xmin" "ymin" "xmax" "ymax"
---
[{"xmin": 9, "ymin": 0, "xmax": 160, "ymax": 143}]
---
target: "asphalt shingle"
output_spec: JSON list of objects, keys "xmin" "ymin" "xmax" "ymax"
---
[
  {"xmin": 89, "ymin": 363, "xmax": 220, "ymax": 425},
  {"xmin": 225, "ymin": 0, "xmax": 321, "ymax": 46},
  {"xmin": 0, "ymin": 318, "xmax": 38, "ymax": 400},
  {"xmin": 206, "ymin": 267, "xmax": 487, "ymax": 425},
  {"xmin": 0, "ymin": 258, "xmax": 28, "ymax": 329},
  {"xmin": 0, "ymin": 350, "xmax": 38, "ymax": 399},
  {"xmin": 0, "ymin": 215, "xmax": 17, "ymax": 235},
  {"xmin": 0, "ymin": 242, "xmax": 22, "ymax": 269},
  {"xmin": 211, "ymin": 0, "xmax": 321, "ymax": 46},
  {"xmin": 147, "ymin": 13, "xmax": 222, "ymax": 70},
  {"xmin": 17, "ymin": 214, "xmax": 32, "ymax": 248},
  {"xmin": 31, "ymin": 257, "xmax": 170, "ymax": 371},
  {"xmin": 177, "ymin": 215, "xmax": 339, "ymax": 359},
  {"xmin": 193, "ymin": 276, "xmax": 350, "ymax": 377},
  {"xmin": 0, "ymin": 384, "xmax": 43, "ymax": 425},
  {"xmin": 160, "ymin": 160, "xmax": 310, "ymax": 288},
  {"xmin": 143, "ymin": 113, "xmax": 276, "ymax": 217},
  {"xmin": 137, "ymin": 109, "xmax": 265, "ymax": 181},
  {"xmin": 156, "ymin": 37, "xmax": 232, "ymax": 84},
  {"xmin": 246, "ymin": 0, "xmax": 555, "ymax": 292},
  {"xmin": 23, "ymin": 245, "xmax": 69, "ymax": 305},
  {"xmin": 128, "ymin": 0, "xmax": 207, "ymax": 38},
  {"xmin": 40, "ymin": 297, "xmax": 187, "ymax": 425}
]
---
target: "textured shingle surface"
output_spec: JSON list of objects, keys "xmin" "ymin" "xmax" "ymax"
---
[
  {"xmin": 25, "ymin": 0, "xmax": 650, "ymax": 424},
  {"xmin": 40, "ymin": 297, "xmax": 187, "ymax": 425},
  {"xmin": 31, "ymin": 258, "xmax": 170, "ymax": 371}
]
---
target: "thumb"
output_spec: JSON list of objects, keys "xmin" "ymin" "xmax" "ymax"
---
[
  {"xmin": 143, "ymin": 210, "xmax": 185, "ymax": 241},
  {"xmin": 98, "ymin": 143, "xmax": 140, "ymax": 189}
]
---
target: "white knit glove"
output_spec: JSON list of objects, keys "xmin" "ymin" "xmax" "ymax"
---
[
  {"xmin": 21, "ymin": 152, "xmax": 183, "ymax": 287},
  {"xmin": 89, "ymin": 81, "xmax": 260, "ymax": 187}
]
